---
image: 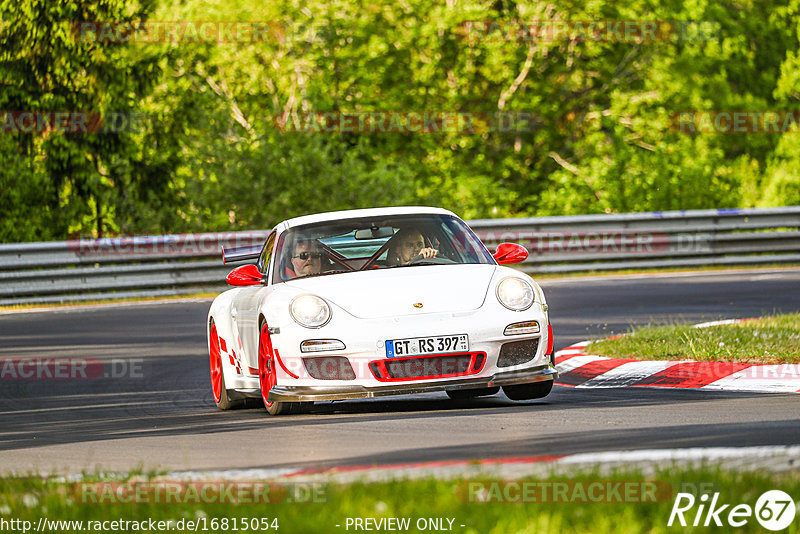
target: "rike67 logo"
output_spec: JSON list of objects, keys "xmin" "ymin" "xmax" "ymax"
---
[{"xmin": 668, "ymin": 490, "xmax": 796, "ymax": 530}]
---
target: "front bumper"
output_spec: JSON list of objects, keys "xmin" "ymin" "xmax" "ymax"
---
[{"xmin": 265, "ymin": 364, "xmax": 558, "ymax": 402}]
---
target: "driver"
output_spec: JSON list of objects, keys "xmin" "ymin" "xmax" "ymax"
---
[
  {"xmin": 283, "ymin": 237, "xmax": 325, "ymax": 278},
  {"xmin": 387, "ymin": 228, "xmax": 438, "ymax": 266}
]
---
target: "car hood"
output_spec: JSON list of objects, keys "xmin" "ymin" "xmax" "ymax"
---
[{"xmin": 284, "ymin": 264, "xmax": 497, "ymax": 319}]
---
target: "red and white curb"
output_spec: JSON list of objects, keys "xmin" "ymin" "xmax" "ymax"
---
[
  {"xmin": 165, "ymin": 446, "xmax": 800, "ymax": 483},
  {"xmin": 555, "ymin": 320, "xmax": 800, "ymax": 393}
]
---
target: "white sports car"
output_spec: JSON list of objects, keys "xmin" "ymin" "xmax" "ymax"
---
[{"xmin": 207, "ymin": 206, "xmax": 557, "ymax": 415}]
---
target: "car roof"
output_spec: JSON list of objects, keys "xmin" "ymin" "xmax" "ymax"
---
[{"xmin": 279, "ymin": 206, "xmax": 457, "ymax": 230}]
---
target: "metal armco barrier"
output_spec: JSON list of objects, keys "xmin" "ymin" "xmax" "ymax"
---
[
  {"xmin": 1, "ymin": 207, "xmax": 798, "ymax": 306},
  {"xmin": 470, "ymin": 206, "xmax": 800, "ymax": 273}
]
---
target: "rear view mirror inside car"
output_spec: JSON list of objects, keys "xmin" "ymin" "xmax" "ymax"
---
[{"xmin": 354, "ymin": 226, "xmax": 394, "ymax": 240}]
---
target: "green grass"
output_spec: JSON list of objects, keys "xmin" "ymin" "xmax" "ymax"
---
[
  {"xmin": 0, "ymin": 467, "xmax": 798, "ymax": 533},
  {"xmin": 590, "ymin": 313, "xmax": 800, "ymax": 364}
]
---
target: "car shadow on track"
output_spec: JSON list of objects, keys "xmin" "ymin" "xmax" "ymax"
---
[{"xmin": 0, "ymin": 363, "xmax": 791, "ymax": 453}]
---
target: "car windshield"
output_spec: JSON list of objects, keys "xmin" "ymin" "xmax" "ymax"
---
[{"xmin": 272, "ymin": 214, "xmax": 494, "ymax": 282}]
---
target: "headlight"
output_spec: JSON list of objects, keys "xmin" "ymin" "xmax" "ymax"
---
[
  {"xmin": 290, "ymin": 295, "xmax": 331, "ymax": 328},
  {"xmin": 496, "ymin": 277, "xmax": 534, "ymax": 311}
]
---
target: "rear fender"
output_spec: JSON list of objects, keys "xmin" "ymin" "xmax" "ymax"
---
[{"xmin": 208, "ymin": 293, "xmax": 246, "ymax": 387}]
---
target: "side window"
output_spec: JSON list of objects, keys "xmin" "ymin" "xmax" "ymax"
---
[{"xmin": 257, "ymin": 232, "xmax": 276, "ymax": 277}]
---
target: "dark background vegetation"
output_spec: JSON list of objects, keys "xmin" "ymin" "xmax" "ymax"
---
[{"xmin": 1, "ymin": 0, "xmax": 799, "ymax": 242}]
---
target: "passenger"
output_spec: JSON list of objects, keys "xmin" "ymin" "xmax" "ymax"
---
[{"xmin": 386, "ymin": 228, "xmax": 438, "ymax": 266}]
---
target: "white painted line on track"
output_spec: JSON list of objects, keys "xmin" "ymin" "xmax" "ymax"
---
[
  {"xmin": 166, "ymin": 467, "xmax": 303, "ymax": 481},
  {"xmin": 692, "ymin": 319, "xmax": 744, "ymax": 328},
  {"xmin": 557, "ymin": 446, "xmax": 800, "ymax": 465},
  {"xmin": 703, "ymin": 364, "xmax": 800, "ymax": 393},
  {"xmin": 158, "ymin": 446, "xmax": 800, "ymax": 483}
]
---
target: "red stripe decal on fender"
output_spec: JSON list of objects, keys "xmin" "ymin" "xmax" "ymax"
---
[{"xmin": 274, "ymin": 349, "xmax": 299, "ymax": 379}]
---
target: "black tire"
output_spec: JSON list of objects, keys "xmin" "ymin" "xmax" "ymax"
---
[
  {"xmin": 259, "ymin": 320, "xmax": 299, "ymax": 416},
  {"xmin": 446, "ymin": 386, "xmax": 500, "ymax": 400},
  {"xmin": 266, "ymin": 399, "xmax": 295, "ymax": 415},
  {"xmin": 216, "ymin": 369, "xmax": 242, "ymax": 410},
  {"xmin": 503, "ymin": 380, "xmax": 553, "ymax": 401}
]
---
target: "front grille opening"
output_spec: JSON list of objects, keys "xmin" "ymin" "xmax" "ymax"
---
[
  {"xmin": 369, "ymin": 362, "xmax": 382, "ymax": 379},
  {"xmin": 369, "ymin": 352, "xmax": 486, "ymax": 381},
  {"xmin": 384, "ymin": 354, "xmax": 472, "ymax": 379},
  {"xmin": 303, "ymin": 356, "xmax": 356, "ymax": 380},
  {"xmin": 497, "ymin": 339, "xmax": 539, "ymax": 368}
]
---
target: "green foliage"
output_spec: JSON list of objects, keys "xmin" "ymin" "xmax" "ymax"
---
[
  {"xmin": 591, "ymin": 313, "xmax": 800, "ymax": 363},
  {"xmin": 1, "ymin": 467, "xmax": 799, "ymax": 533},
  {"xmin": 0, "ymin": 136, "xmax": 57, "ymax": 241},
  {"xmin": 0, "ymin": 0, "xmax": 166, "ymax": 239},
  {"xmin": 2, "ymin": 0, "xmax": 800, "ymax": 241}
]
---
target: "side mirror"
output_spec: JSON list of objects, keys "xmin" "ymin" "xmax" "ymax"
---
[
  {"xmin": 493, "ymin": 243, "xmax": 528, "ymax": 265},
  {"xmin": 226, "ymin": 264, "xmax": 264, "ymax": 286}
]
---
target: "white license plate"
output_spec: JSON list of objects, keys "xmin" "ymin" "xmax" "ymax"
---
[{"xmin": 385, "ymin": 334, "xmax": 469, "ymax": 357}]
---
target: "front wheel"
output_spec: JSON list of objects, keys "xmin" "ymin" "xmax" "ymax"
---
[
  {"xmin": 503, "ymin": 380, "xmax": 553, "ymax": 401},
  {"xmin": 258, "ymin": 322, "xmax": 298, "ymax": 415}
]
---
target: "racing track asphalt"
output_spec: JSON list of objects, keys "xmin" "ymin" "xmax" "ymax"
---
[{"xmin": 0, "ymin": 268, "xmax": 798, "ymax": 475}]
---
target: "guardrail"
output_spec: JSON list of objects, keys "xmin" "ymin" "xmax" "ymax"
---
[
  {"xmin": 1, "ymin": 207, "xmax": 798, "ymax": 306},
  {"xmin": 470, "ymin": 206, "xmax": 800, "ymax": 273}
]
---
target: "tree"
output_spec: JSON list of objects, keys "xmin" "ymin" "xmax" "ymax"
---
[{"xmin": 0, "ymin": 0, "xmax": 166, "ymax": 239}]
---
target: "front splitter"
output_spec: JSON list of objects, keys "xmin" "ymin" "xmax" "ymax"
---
[{"xmin": 267, "ymin": 365, "xmax": 558, "ymax": 402}]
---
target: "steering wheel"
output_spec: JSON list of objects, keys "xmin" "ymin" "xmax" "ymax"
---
[{"xmin": 408, "ymin": 254, "xmax": 456, "ymax": 265}]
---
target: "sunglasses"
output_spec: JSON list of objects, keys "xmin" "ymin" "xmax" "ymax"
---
[{"xmin": 293, "ymin": 252, "xmax": 323, "ymax": 260}]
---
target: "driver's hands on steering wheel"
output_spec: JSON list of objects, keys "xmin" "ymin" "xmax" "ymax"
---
[
  {"xmin": 417, "ymin": 247, "xmax": 438, "ymax": 259},
  {"xmin": 408, "ymin": 248, "xmax": 438, "ymax": 263}
]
